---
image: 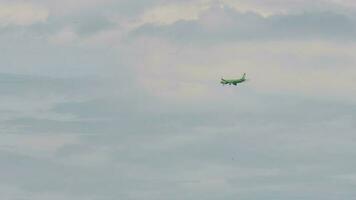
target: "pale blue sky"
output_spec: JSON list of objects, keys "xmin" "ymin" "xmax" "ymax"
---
[{"xmin": 0, "ymin": 0, "xmax": 356, "ymax": 199}]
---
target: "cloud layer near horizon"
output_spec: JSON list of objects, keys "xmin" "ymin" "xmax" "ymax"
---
[{"xmin": 1, "ymin": 0, "xmax": 356, "ymax": 199}]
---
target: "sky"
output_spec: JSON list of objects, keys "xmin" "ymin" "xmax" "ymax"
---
[{"xmin": 0, "ymin": 0, "xmax": 356, "ymax": 199}]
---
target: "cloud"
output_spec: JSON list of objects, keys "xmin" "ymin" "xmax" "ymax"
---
[
  {"xmin": 0, "ymin": 3, "xmax": 48, "ymax": 27},
  {"xmin": 1, "ymin": 1, "xmax": 356, "ymax": 199},
  {"xmin": 139, "ymin": 1, "xmax": 211, "ymax": 25},
  {"xmin": 48, "ymin": 27, "xmax": 79, "ymax": 45},
  {"xmin": 0, "ymin": 134, "xmax": 78, "ymax": 158},
  {"xmin": 132, "ymin": 5, "xmax": 356, "ymax": 42},
  {"xmin": 0, "ymin": 73, "xmax": 101, "ymax": 137},
  {"xmin": 118, "ymin": 34, "xmax": 356, "ymax": 103},
  {"xmin": 26, "ymin": 93, "xmax": 354, "ymax": 200}
]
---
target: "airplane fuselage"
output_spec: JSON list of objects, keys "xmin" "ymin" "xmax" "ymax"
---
[
  {"xmin": 221, "ymin": 78, "xmax": 245, "ymax": 85},
  {"xmin": 221, "ymin": 73, "xmax": 246, "ymax": 85}
]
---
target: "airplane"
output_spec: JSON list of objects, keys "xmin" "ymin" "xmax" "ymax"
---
[{"xmin": 220, "ymin": 73, "xmax": 247, "ymax": 85}]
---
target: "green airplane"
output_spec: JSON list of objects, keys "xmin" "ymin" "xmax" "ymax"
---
[{"xmin": 220, "ymin": 73, "xmax": 247, "ymax": 85}]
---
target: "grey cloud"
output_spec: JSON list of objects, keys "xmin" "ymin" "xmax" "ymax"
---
[
  {"xmin": 0, "ymin": 29, "xmax": 119, "ymax": 76},
  {"xmin": 2, "ymin": 1, "xmax": 356, "ymax": 199},
  {"xmin": 132, "ymin": 5, "xmax": 356, "ymax": 43},
  {"xmin": 74, "ymin": 15, "xmax": 116, "ymax": 36},
  {"xmin": 41, "ymin": 14, "xmax": 117, "ymax": 37},
  {"xmin": 0, "ymin": 73, "xmax": 102, "ymax": 135},
  {"xmin": 0, "ymin": 73, "xmax": 96, "ymax": 96},
  {"xmin": 41, "ymin": 95, "xmax": 356, "ymax": 199},
  {"xmin": 2, "ymin": 80, "xmax": 356, "ymax": 199}
]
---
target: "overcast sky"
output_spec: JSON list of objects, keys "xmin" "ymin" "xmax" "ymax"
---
[{"xmin": 1, "ymin": 0, "xmax": 356, "ymax": 199}]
